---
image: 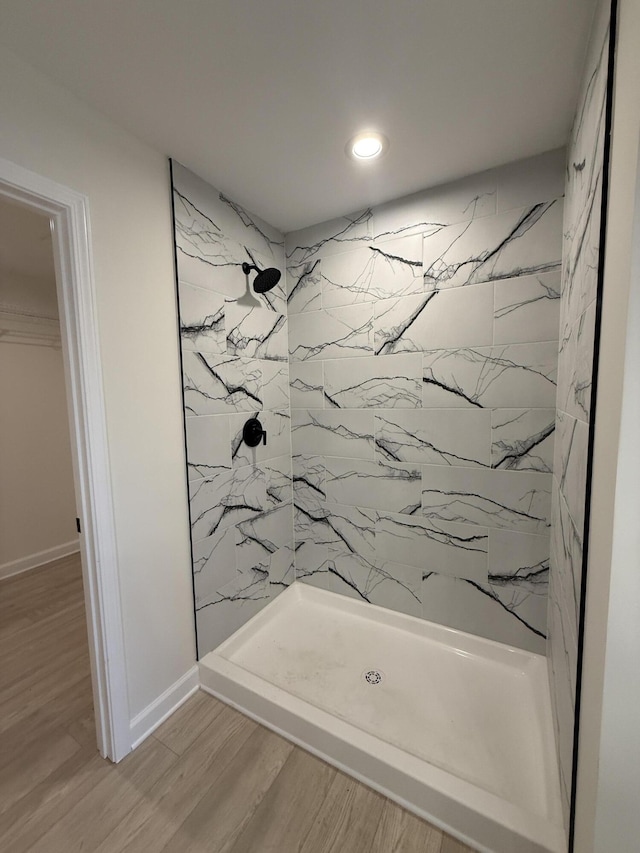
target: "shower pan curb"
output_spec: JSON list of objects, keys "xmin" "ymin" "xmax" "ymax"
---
[{"xmin": 199, "ymin": 583, "xmax": 566, "ymax": 853}]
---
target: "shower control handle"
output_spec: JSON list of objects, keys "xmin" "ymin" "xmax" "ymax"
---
[{"xmin": 242, "ymin": 416, "xmax": 267, "ymax": 448}]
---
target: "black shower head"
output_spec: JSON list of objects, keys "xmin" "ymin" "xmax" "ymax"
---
[
  {"xmin": 241, "ymin": 262, "xmax": 281, "ymax": 294},
  {"xmin": 253, "ymin": 267, "xmax": 281, "ymax": 293}
]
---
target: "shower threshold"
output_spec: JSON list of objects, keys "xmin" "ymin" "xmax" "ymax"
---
[{"xmin": 199, "ymin": 582, "xmax": 565, "ymax": 853}]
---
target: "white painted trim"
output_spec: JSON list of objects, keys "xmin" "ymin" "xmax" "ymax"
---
[
  {"xmin": 0, "ymin": 541, "xmax": 80, "ymax": 580},
  {"xmin": 130, "ymin": 666, "xmax": 200, "ymax": 749},
  {"xmin": 0, "ymin": 157, "xmax": 131, "ymax": 762}
]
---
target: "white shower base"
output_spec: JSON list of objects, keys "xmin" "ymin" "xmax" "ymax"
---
[{"xmin": 199, "ymin": 582, "xmax": 565, "ymax": 853}]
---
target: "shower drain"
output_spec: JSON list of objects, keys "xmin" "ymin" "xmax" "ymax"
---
[{"xmin": 363, "ymin": 669, "xmax": 384, "ymax": 685}]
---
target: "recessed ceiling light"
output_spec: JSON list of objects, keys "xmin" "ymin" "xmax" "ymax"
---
[{"xmin": 347, "ymin": 131, "xmax": 388, "ymax": 161}]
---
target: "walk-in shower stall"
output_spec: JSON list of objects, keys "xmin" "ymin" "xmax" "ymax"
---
[{"xmin": 170, "ymin": 3, "xmax": 611, "ymax": 849}]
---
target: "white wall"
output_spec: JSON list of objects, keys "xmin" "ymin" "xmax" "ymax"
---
[
  {"xmin": 0, "ymin": 340, "xmax": 78, "ymax": 571},
  {"xmin": 593, "ymin": 133, "xmax": 640, "ymax": 853},
  {"xmin": 575, "ymin": 0, "xmax": 640, "ymax": 849},
  {"xmin": 0, "ymin": 51, "xmax": 195, "ymax": 719}
]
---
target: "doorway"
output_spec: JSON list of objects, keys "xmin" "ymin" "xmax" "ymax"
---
[
  {"xmin": 0, "ymin": 194, "xmax": 96, "ymax": 781},
  {"xmin": 0, "ymin": 156, "xmax": 131, "ymax": 762}
]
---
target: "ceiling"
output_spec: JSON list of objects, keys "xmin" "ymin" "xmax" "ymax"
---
[{"xmin": 0, "ymin": 1, "xmax": 597, "ymax": 232}]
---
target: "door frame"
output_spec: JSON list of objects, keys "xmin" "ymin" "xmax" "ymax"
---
[{"xmin": 0, "ymin": 156, "xmax": 131, "ymax": 762}]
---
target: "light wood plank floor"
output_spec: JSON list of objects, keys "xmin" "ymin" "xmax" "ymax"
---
[{"xmin": 0, "ymin": 553, "xmax": 476, "ymax": 852}]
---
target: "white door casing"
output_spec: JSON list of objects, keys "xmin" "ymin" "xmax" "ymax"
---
[{"xmin": 0, "ymin": 156, "xmax": 131, "ymax": 761}]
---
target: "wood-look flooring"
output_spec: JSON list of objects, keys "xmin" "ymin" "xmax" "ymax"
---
[{"xmin": 0, "ymin": 553, "xmax": 476, "ymax": 852}]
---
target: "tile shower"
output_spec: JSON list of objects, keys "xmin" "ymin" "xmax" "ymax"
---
[
  {"xmin": 173, "ymin": 151, "xmax": 564, "ymax": 658},
  {"xmin": 171, "ymin": 1, "xmax": 610, "ymax": 842},
  {"xmin": 548, "ymin": 0, "xmax": 611, "ymax": 829},
  {"xmin": 172, "ymin": 162, "xmax": 293, "ymax": 658},
  {"xmin": 286, "ymin": 167, "xmax": 562, "ymax": 657}
]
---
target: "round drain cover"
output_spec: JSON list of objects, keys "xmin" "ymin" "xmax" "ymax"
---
[{"xmin": 364, "ymin": 669, "xmax": 384, "ymax": 685}]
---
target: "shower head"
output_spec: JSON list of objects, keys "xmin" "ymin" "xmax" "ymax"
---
[
  {"xmin": 241, "ymin": 262, "xmax": 281, "ymax": 294},
  {"xmin": 254, "ymin": 267, "xmax": 281, "ymax": 293}
]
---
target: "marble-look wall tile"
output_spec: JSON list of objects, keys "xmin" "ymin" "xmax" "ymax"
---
[
  {"xmin": 178, "ymin": 282, "xmax": 226, "ymax": 353},
  {"xmin": 556, "ymin": 299, "xmax": 596, "ymax": 423},
  {"xmin": 298, "ymin": 547, "xmax": 423, "ymax": 618},
  {"xmin": 493, "ymin": 149, "xmax": 566, "ymax": 214},
  {"xmin": 294, "ymin": 501, "xmax": 377, "ymax": 557},
  {"xmin": 319, "ymin": 247, "xmax": 373, "ymax": 307},
  {"xmin": 292, "ymin": 409, "xmax": 374, "ymax": 460},
  {"xmin": 321, "ymin": 235, "xmax": 423, "ymax": 307},
  {"xmin": 375, "ymin": 409, "xmax": 490, "ymax": 467},
  {"xmin": 294, "ymin": 491, "xmax": 323, "ymax": 538},
  {"xmin": 331, "ymin": 549, "xmax": 423, "ymax": 617},
  {"xmin": 193, "ymin": 527, "xmax": 237, "ymax": 606},
  {"xmin": 376, "ymin": 512, "xmax": 488, "ymax": 581},
  {"xmin": 548, "ymin": 483, "xmax": 582, "ymax": 822},
  {"xmin": 369, "ymin": 234, "xmax": 425, "ymax": 295},
  {"xmin": 486, "ymin": 564, "xmax": 548, "ymax": 647},
  {"xmin": 281, "ymin": 151, "xmax": 566, "ymax": 652},
  {"xmin": 172, "ymin": 188, "xmax": 248, "ymax": 297},
  {"xmin": 324, "ymin": 457, "xmax": 421, "ymax": 515},
  {"xmin": 561, "ymin": 23, "xmax": 608, "ymax": 337},
  {"xmin": 422, "ymin": 571, "xmax": 546, "ymax": 654},
  {"xmin": 185, "ymin": 414, "xmax": 232, "ymax": 481},
  {"xmin": 173, "ymin": 163, "xmax": 293, "ymax": 660},
  {"xmin": 421, "ymin": 466, "xmax": 552, "ymax": 534},
  {"xmin": 236, "ymin": 503, "xmax": 294, "ymax": 575},
  {"xmin": 324, "ymin": 354, "xmax": 422, "ymax": 409},
  {"xmin": 494, "ymin": 271, "xmax": 561, "ymax": 345},
  {"xmin": 286, "ymin": 260, "xmax": 322, "ymax": 314},
  {"xmin": 372, "ymin": 171, "xmax": 497, "ymax": 240},
  {"xmin": 489, "ymin": 528, "xmax": 550, "ymax": 579},
  {"xmin": 262, "ymin": 361, "xmax": 290, "ymax": 410},
  {"xmin": 486, "ymin": 527, "xmax": 551, "ymax": 651},
  {"xmin": 289, "ymin": 362, "xmax": 324, "ymax": 408},
  {"xmin": 285, "ymin": 209, "xmax": 373, "ymax": 265},
  {"xmin": 289, "ymin": 305, "xmax": 373, "ymax": 361},
  {"xmin": 189, "ymin": 465, "xmax": 266, "ymax": 541},
  {"xmin": 546, "ymin": 580, "xmax": 576, "ymax": 821},
  {"xmin": 195, "ymin": 560, "xmax": 269, "ymax": 616},
  {"xmin": 195, "ymin": 566, "xmax": 271, "ymax": 656},
  {"xmin": 363, "ymin": 558, "xmax": 424, "ymax": 617},
  {"xmin": 550, "ymin": 483, "xmax": 582, "ymax": 635},
  {"xmin": 270, "ymin": 543, "xmax": 295, "ymax": 590},
  {"xmin": 173, "ymin": 162, "xmax": 283, "ymax": 258},
  {"xmin": 374, "ymin": 282, "xmax": 494, "ymax": 355},
  {"xmin": 491, "ymin": 409, "xmax": 555, "ymax": 472},
  {"xmin": 423, "ymin": 200, "xmax": 563, "ymax": 290},
  {"xmin": 293, "ymin": 540, "xmax": 329, "ymax": 577},
  {"xmin": 561, "ymin": 189, "xmax": 601, "ymax": 341},
  {"xmin": 422, "ymin": 343, "xmax": 557, "ymax": 409},
  {"xmin": 549, "ymin": 538, "xmax": 579, "ymax": 707},
  {"xmin": 554, "ymin": 410, "xmax": 589, "ymax": 535},
  {"xmin": 177, "ymin": 148, "xmax": 572, "ymax": 656},
  {"xmin": 173, "ymin": 162, "xmax": 284, "ymax": 306},
  {"xmin": 547, "ymin": 0, "xmax": 609, "ymax": 831},
  {"xmin": 261, "ymin": 454, "xmax": 294, "ymax": 508},
  {"xmin": 292, "ymin": 454, "xmax": 326, "ymax": 515},
  {"xmin": 182, "ymin": 352, "xmax": 262, "ymax": 415},
  {"xmin": 554, "ymin": 512, "xmax": 583, "ymax": 651},
  {"xmin": 226, "ymin": 304, "xmax": 288, "ymax": 362}
]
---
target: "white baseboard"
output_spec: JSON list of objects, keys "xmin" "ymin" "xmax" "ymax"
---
[
  {"xmin": 129, "ymin": 665, "xmax": 200, "ymax": 750},
  {"xmin": 0, "ymin": 540, "xmax": 80, "ymax": 580}
]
